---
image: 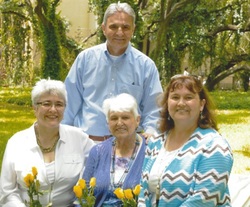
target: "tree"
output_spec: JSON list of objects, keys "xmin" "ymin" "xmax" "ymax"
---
[
  {"xmin": 0, "ymin": 0, "xmax": 33, "ymax": 85},
  {"xmin": 0, "ymin": 0, "xmax": 80, "ymax": 85},
  {"xmin": 88, "ymin": 0, "xmax": 250, "ymax": 90},
  {"xmin": 34, "ymin": 0, "xmax": 62, "ymax": 79},
  {"xmin": 1, "ymin": 0, "xmax": 249, "ymax": 90}
]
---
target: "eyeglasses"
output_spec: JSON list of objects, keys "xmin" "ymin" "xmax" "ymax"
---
[{"xmin": 36, "ymin": 101, "xmax": 65, "ymax": 110}]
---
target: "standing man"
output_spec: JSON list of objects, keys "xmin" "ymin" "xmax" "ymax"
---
[{"xmin": 62, "ymin": 2, "xmax": 163, "ymax": 142}]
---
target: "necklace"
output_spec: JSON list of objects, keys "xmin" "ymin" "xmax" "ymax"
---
[
  {"xmin": 110, "ymin": 135, "xmax": 140, "ymax": 189},
  {"xmin": 35, "ymin": 125, "xmax": 59, "ymax": 153}
]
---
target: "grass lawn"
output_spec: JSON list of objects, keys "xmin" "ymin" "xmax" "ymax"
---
[
  {"xmin": 217, "ymin": 110, "xmax": 250, "ymax": 174},
  {"xmin": 0, "ymin": 88, "xmax": 250, "ymax": 174}
]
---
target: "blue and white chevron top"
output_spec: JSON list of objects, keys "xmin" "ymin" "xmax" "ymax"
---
[{"xmin": 138, "ymin": 127, "xmax": 233, "ymax": 207}]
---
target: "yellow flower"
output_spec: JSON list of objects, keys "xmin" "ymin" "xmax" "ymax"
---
[
  {"xmin": 24, "ymin": 167, "xmax": 44, "ymax": 206},
  {"xmin": 78, "ymin": 179, "xmax": 86, "ymax": 189},
  {"xmin": 24, "ymin": 174, "xmax": 31, "ymax": 187},
  {"xmin": 73, "ymin": 178, "xmax": 96, "ymax": 207},
  {"xmin": 89, "ymin": 177, "xmax": 96, "ymax": 187},
  {"xmin": 73, "ymin": 185, "xmax": 83, "ymax": 198},
  {"xmin": 133, "ymin": 184, "xmax": 141, "ymax": 196},
  {"xmin": 114, "ymin": 188, "xmax": 125, "ymax": 199},
  {"xmin": 32, "ymin": 166, "xmax": 38, "ymax": 177},
  {"xmin": 114, "ymin": 185, "xmax": 140, "ymax": 207},
  {"xmin": 24, "ymin": 173, "xmax": 34, "ymax": 187},
  {"xmin": 124, "ymin": 189, "xmax": 133, "ymax": 200}
]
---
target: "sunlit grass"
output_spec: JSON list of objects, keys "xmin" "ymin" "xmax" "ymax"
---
[
  {"xmin": 0, "ymin": 104, "xmax": 35, "ymax": 165},
  {"xmin": 217, "ymin": 110, "xmax": 250, "ymax": 174}
]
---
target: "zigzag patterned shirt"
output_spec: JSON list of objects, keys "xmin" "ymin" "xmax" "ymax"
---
[{"xmin": 138, "ymin": 127, "xmax": 233, "ymax": 207}]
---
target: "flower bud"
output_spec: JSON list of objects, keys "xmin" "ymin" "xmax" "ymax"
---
[
  {"xmin": 73, "ymin": 185, "xmax": 83, "ymax": 198},
  {"xmin": 124, "ymin": 189, "xmax": 133, "ymax": 200},
  {"xmin": 32, "ymin": 167, "xmax": 38, "ymax": 177},
  {"xmin": 114, "ymin": 188, "xmax": 125, "ymax": 199},
  {"xmin": 89, "ymin": 177, "xmax": 96, "ymax": 187},
  {"xmin": 78, "ymin": 179, "xmax": 86, "ymax": 189},
  {"xmin": 133, "ymin": 184, "xmax": 141, "ymax": 196}
]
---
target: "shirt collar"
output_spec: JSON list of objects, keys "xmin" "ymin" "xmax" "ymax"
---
[
  {"xmin": 29, "ymin": 123, "xmax": 65, "ymax": 151},
  {"xmin": 104, "ymin": 41, "xmax": 131, "ymax": 56}
]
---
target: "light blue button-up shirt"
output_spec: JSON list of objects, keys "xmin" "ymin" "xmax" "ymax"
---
[{"xmin": 62, "ymin": 42, "xmax": 163, "ymax": 136}]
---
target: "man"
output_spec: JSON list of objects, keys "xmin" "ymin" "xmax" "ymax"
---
[{"xmin": 62, "ymin": 2, "xmax": 163, "ymax": 141}]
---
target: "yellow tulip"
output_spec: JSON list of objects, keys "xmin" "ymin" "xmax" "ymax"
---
[
  {"xmin": 124, "ymin": 189, "xmax": 133, "ymax": 200},
  {"xmin": 24, "ymin": 174, "xmax": 34, "ymax": 187},
  {"xmin": 114, "ymin": 188, "xmax": 125, "ymax": 199},
  {"xmin": 73, "ymin": 185, "xmax": 83, "ymax": 198},
  {"xmin": 78, "ymin": 179, "xmax": 86, "ymax": 189},
  {"xmin": 89, "ymin": 177, "xmax": 96, "ymax": 187},
  {"xmin": 32, "ymin": 166, "xmax": 38, "ymax": 177},
  {"xmin": 29, "ymin": 174, "xmax": 34, "ymax": 183},
  {"xmin": 133, "ymin": 184, "xmax": 141, "ymax": 196},
  {"xmin": 24, "ymin": 174, "xmax": 31, "ymax": 187}
]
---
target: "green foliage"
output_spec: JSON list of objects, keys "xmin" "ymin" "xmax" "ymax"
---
[
  {"xmin": 1, "ymin": 0, "xmax": 249, "ymax": 89},
  {"xmin": 210, "ymin": 91, "xmax": 250, "ymax": 110},
  {"xmin": 0, "ymin": 87, "xmax": 32, "ymax": 106},
  {"xmin": 88, "ymin": 0, "xmax": 250, "ymax": 90},
  {"xmin": 35, "ymin": 0, "xmax": 63, "ymax": 80},
  {"xmin": 0, "ymin": 0, "xmax": 79, "ymax": 85},
  {"xmin": 0, "ymin": 5, "xmax": 33, "ymax": 85}
]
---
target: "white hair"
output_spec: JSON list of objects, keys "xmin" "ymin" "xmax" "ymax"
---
[
  {"xmin": 102, "ymin": 93, "xmax": 139, "ymax": 121},
  {"xmin": 102, "ymin": 2, "xmax": 136, "ymax": 25},
  {"xmin": 31, "ymin": 79, "xmax": 67, "ymax": 106}
]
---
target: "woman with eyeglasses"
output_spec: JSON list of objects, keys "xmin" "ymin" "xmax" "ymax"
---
[
  {"xmin": 138, "ymin": 75, "xmax": 233, "ymax": 206},
  {"xmin": 0, "ymin": 79, "xmax": 95, "ymax": 207}
]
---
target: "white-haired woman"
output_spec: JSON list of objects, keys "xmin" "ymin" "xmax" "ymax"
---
[
  {"xmin": 0, "ymin": 79, "xmax": 95, "ymax": 207},
  {"xmin": 82, "ymin": 93, "xmax": 146, "ymax": 207}
]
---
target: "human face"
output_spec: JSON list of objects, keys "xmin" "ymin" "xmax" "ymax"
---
[
  {"xmin": 102, "ymin": 11, "xmax": 135, "ymax": 56},
  {"xmin": 108, "ymin": 111, "xmax": 140, "ymax": 139},
  {"xmin": 168, "ymin": 86, "xmax": 206, "ymax": 126},
  {"xmin": 34, "ymin": 93, "xmax": 65, "ymax": 129}
]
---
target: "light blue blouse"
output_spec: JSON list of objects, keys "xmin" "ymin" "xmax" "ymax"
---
[{"xmin": 138, "ymin": 127, "xmax": 234, "ymax": 207}]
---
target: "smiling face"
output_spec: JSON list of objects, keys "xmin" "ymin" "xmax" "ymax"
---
[
  {"xmin": 108, "ymin": 110, "xmax": 140, "ymax": 139},
  {"xmin": 168, "ymin": 86, "xmax": 206, "ymax": 126},
  {"xmin": 34, "ymin": 93, "xmax": 65, "ymax": 129},
  {"xmin": 102, "ymin": 11, "xmax": 135, "ymax": 56}
]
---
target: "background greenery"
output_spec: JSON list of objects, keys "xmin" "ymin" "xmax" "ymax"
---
[
  {"xmin": 0, "ymin": 87, "xmax": 249, "ymax": 174},
  {"xmin": 1, "ymin": 0, "xmax": 250, "ymax": 90}
]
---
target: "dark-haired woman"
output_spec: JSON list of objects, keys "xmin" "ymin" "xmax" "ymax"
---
[{"xmin": 138, "ymin": 75, "xmax": 233, "ymax": 207}]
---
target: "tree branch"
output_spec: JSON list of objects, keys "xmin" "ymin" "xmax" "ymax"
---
[
  {"xmin": 208, "ymin": 24, "xmax": 250, "ymax": 37},
  {"xmin": 1, "ymin": 10, "xmax": 30, "ymax": 21},
  {"xmin": 82, "ymin": 31, "xmax": 97, "ymax": 43}
]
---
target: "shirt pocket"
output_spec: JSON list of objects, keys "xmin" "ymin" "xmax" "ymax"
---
[
  {"xmin": 118, "ymin": 83, "xmax": 143, "ymax": 104},
  {"xmin": 62, "ymin": 154, "xmax": 83, "ymax": 179}
]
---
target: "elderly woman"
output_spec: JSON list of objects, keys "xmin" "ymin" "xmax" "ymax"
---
[
  {"xmin": 0, "ymin": 79, "xmax": 95, "ymax": 207},
  {"xmin": 82, "ymin": 93, "xmax": 146, "ymax": 207},
  {"xmin": 138, "ymin": 75, "xmax": 233, "ymax": 206}
]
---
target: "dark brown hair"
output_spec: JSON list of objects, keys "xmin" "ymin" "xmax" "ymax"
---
[{"xmin": 158, "ymin": 75, "xmax": 218, "ymax": 133}]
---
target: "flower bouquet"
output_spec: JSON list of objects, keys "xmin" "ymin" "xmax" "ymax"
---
[
  {"xmin": 113, "ymin": 184, "xmax": 141, "ymax": 207},
  {"xmin": 23, "ymin": 167, "xmax": 45, "ymax": 207},
  {"xmin": 73, "ymin": 177, "xmax": 96, "ymax": 207}
]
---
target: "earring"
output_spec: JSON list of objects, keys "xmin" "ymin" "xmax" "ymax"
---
[
  {"xmin": 168, "ymin": 115, "xmax": 171, "ymax": 120},
  {"xmin": 200, "ymin": 111, "xmax": 203, "ymax": 120}
]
